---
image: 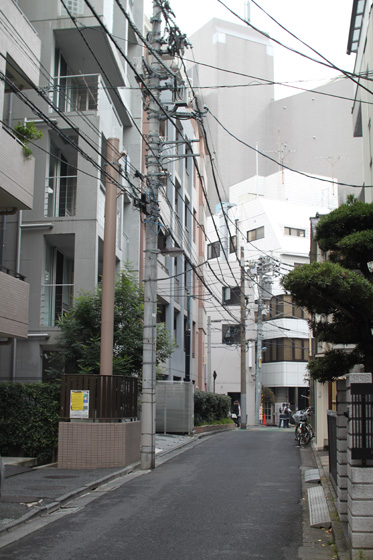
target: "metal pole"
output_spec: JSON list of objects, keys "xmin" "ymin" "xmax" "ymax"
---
[
  {"xmin": 100, "ymin": 137, "xmax": 120, "ymax": 376},
  {"xmin": 240, "ymin": 246, "xmax": 247, "ymax": 429},
  {"xmin": 141, "ymin": 0, "xmax": 162, "ymax": 470}
]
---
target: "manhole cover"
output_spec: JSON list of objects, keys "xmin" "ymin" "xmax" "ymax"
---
[{"xmin": 44, "ymin": 475, "xmax": 79, "ymax": 480}]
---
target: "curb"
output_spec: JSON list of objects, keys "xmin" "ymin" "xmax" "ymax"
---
[
  {"xmin": 312, "ymin": 445, "xmax": 350, "ymax": 560},
  {"xmin": 0, "ymin": 434, "xmax": 203, "ymax": 537},
  {"xmin": 0, "ymin": 462, "xmax": 140, "ymax": 537}
]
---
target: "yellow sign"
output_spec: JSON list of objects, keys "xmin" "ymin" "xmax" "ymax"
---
[
  {"xmin": 70, "ymin": 390, "xmax": 89, "ymax": 418},
  {"xmin": 71, "ymin": 391, "xmax": 84, "ymax": 411}
]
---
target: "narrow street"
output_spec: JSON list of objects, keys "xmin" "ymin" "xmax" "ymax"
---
[{"xmin": 0, "ymin": 430, "xmax": 302, "ymax": 560}]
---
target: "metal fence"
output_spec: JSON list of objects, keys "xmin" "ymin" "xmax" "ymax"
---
[
  {"xmin": 327, "ymin": 410, "xmax": 337, "ymax": 485},
  {"xmin": 60, "ymin": 374, "xmax": 138, "ymax": 421},
  {"xmin": 351, "ymin": 383, "xmax": 373, "ymax": 463}
]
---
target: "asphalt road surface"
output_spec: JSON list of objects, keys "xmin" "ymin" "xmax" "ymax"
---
[{"xmin": 0, "ymin": 430, "xmax": 301, "ymax": 560}]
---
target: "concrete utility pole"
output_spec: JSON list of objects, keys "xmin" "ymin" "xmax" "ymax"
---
[
  {"xmin": 100, "ymin": 137, "xmax": 120, "ymax": 376},
  {"xmin": 255, "ymin": 259, "xmax": 264, "ymax": 425},
  {"xmin": 240, "ymin": 245, "xmax": 247, "ymax": 429},
  {"xmin": 141, "ymin": 1, "xmax": 162, "ymax": 470},
  {"xmin": 253, "ymin": 256, "xmax": 280, "ymax": 424}
]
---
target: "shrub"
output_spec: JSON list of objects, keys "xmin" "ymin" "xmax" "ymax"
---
[
  {"xmin": 194, "ymin": 390, "xmax": 231, "ymax": 426},
  {"xmin": 0, "ymin": 383, "xmax": 60, "ymax": 463}
]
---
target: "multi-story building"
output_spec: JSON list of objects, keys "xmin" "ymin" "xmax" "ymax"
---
[
  {"xmin": 0, "ymin": 1, "xmax": 41, "ymax": 368},
  {"xmin": 349, "ymin": 0, "xmax": 373, "ymax": 203},
  {"xmin": 189, "ymin": 18, "xmax": 363, "ymax": 206},
  {"xmin": 205, "ymin": 169, "xmax": 338, "ymax": 424},
  {"xmin": 0, "ymin": 0, "xmax": 144, "ymax": 381}
]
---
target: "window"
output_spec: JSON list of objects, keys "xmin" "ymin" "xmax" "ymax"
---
[
  {"xmin": 284, "ymin": 227, "xmax": 305, "ymax": 237},
  {"xmin": 207, "ymin": 241, "xmax": 220, "ymax": 260},
  {"xmin": 229, "ymin": 235, "xmax": 237, "ymax": 254},
  {"xmin": 267, "ymin": 294, "xmax": 306, "ymax": 320},
  {"xmin": 222, "ymin": 324, "xmax": 241, "ymax": 345},
  {"xmin": 262, "ymin": 338, "xmax": 309, "ymax": 363},
  {"xmin": 43, "ymin": 244, "xmax": 74, "ymax": 326},
  {"xmin": 247, "ymin": 226, "xmax": 264, "ymax": 242},
  {"xmin": 45, "ymin": 138, "xmax": 77, "ymax": 217},
  {"xmin": 222, "ymin": 286, "xmax": 241, "ymax": 306},
  {"xmin": 61, "ymin": 0, "xmax": 84, "ymax": 16}
]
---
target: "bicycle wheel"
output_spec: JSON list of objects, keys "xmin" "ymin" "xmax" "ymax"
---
[
  {"xmin": 297, "ymin": 426, "xmax": 311, "ymax": 446},
  {"xmin": 295, "ymin": 424, "xmax": 301, "ymax": 440}
]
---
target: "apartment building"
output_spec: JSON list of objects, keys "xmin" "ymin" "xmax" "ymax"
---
[
  {"xmin": 205, "ymin": 169, "xmax": 338, "ymax": 424},
  {"xmin": 0, "ymin": 1, "xmax": 41, "ymax": 363},
  {"xmin": 0, "ymin": 0, "xmax": 144, "ymax": 381}
]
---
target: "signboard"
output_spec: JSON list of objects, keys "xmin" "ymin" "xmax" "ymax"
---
[{"xmin": 70, "ymin": 390, "xmax": 89, "ymax": 419}]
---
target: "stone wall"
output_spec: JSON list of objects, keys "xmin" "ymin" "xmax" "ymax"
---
[
  {"xmin": 346, "ymin": 373, "xmax": 373, "ymax": 559},
  {"xmin": 58, "ymin": 421, "xmax": 141, "ymax": 469}
]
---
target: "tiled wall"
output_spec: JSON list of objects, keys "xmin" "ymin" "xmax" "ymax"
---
[{"xmin": 58, "ymin": 421, "xmax": 141, "ymax": 469}]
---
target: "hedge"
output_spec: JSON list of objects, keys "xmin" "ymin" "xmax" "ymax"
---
[
  {"xmin": 0, "ymin": 383, "xmax": 60, "ymax": 463},
  {"xmin": 194, "ymin": 390, "xmax": 231, "ymax": 426}
]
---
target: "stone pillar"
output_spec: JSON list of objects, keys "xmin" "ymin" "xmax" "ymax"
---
[
  {"xmin": 347, "ymin": 372, "xmax": 373, "ymax": 559},
  {"xmin": 336, "ymin": 378, "xmax": 348, "ymax": 521}
]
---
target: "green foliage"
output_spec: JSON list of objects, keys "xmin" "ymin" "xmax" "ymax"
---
[
  {"xmin": 14, "ymin": 121, "xmax": 43, "ymax": 158},
  {"xmin": 281, "ymin": 200, "xmax": 373, "ymax": 382},
  {"xmin": 0, "ymin": 383, "xmax": 60, "ymax": 463},
  {"xmin": 48, "ymin": 264, "xmax": 175, "ymax": 379},
  {"xmin": 194, "ymin": 390, "xmax": 231, "ymax": 426}
]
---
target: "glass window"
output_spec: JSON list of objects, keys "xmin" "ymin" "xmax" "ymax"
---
[
  {"xmin": 207, "ymin": 241, "xmax": 220, "ymax": 260},
  {"xmin": 284, "ymin": 227, "xmax": 305, "ymax": 237},
  {"xmin": 247, "ymin": 226, "xmax": 264, "ymax": 242},
  {"xmin": 222, "ymin": 324, "xmax": 241, "ymax": 344}
]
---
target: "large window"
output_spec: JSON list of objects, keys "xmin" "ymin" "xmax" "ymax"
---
[
  {"xmin": 247, "ymin": 226, "xmax": 264, "ymax": 242},
  {"xmin": 262, "ymin": 338, "xmax": 309, "ymax": 363},
  {"xmin": 207, "ymin": 241, "xmax": 220, "ymax": 260},
  {"xmin": 43, "ymin": 243, "xmax": 74, "ymax": 326},
  {"xmin": 45, "ymin": 138, "xmax": 77, "ymax": 217},
  {"xmin": 267, "ymin": 294, "xmax": 306, "ymax": 320}
]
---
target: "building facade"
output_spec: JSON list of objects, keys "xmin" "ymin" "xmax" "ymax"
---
[
  {"xmin": 1, "ymin": 0, "xmax": 144, "ymax": 381},
  {"xmin": 205, "ymin": 169, "xmax": 338, "ymax": 424}
]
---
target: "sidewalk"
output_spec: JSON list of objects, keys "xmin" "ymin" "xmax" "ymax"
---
[{"xmin": 0, "ymin": 429, "xmax": 350, "ymax": 559}]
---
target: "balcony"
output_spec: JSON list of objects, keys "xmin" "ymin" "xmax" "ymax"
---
[
  {"xmin": 45, "ymin": 175, "xmax": 77, "ymax": 217},
  {"xmin": 0, "ymin": 269, "xmax": 29, "ymax": 339},
  {"xmin": 0, "ymin": 126, "xmax": 35, "ymax": 210},
  {"xmin": 52, "ymin": 74, "xmax": 99, "ymax": 113},
  {"xmin": 41, "ymin": 283, "xmax": 74, "ymax": 327}
]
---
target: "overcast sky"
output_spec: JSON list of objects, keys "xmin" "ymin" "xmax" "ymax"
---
[{"xmin": 144, "ymin": 0, "xmax": 356, "ymax": 98}]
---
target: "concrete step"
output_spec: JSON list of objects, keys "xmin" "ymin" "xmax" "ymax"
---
[
  {"xmin": 308, "ymin": 486, "xmax": 331, "ymax": 528},
  {"xmin": 305, "ymin": 468, "xmax": 320, "ymax": 483}
]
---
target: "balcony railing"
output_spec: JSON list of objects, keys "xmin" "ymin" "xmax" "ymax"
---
[
  {"xmin": 52, "ymin": 74, "xmax": 99, "ymax": 113},
  {"xmin": 45, "ymin": 175, "xmax": 77, "ymax": 217},
  {"xmin": 41, "ymin": 283, "xmax": 74, "ymax": 327}
]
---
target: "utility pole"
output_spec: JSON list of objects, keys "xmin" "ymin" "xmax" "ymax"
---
[
  {"xmin": 141, "ymin": 1, "xmax": 162, "ymax": 470},
  {"xmin": 252, "ymin": 256, "xmax": 280, "ymax": 424},
  {"xmin": 207, "ymin": 316, "xmax": 211, "ymax": 391},
  {"xmin": 240, "ymin": 245, "xmax": 247, "ymax": 429},
  {"xmin": 100, "ymin": 137, "xmax": 120, "ymax": 376},
  {"xmin": 255, "ymin": 259, "xmax": 264, "ymax": 425}
]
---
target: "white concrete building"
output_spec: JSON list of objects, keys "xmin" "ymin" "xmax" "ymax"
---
[{"xmin": 205, "ymin": 169, "xmax": 338, "ymax": 424}]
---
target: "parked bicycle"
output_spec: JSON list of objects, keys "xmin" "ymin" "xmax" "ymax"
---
[{"xmin": 292, "ymin": 406, "xmax": 314, "ymax": 446}]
